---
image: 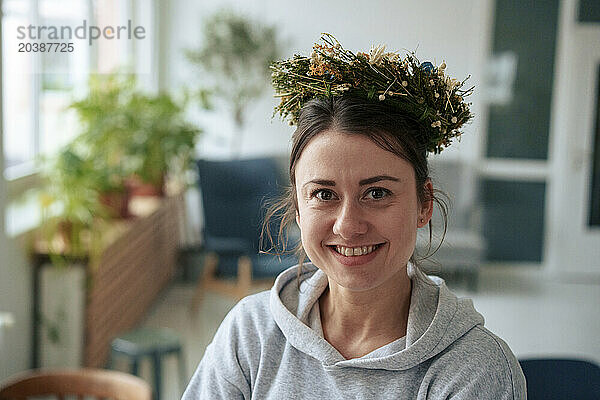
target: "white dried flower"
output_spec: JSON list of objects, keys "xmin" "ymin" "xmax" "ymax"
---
[
  {"xmin": 402, "ymin": 80, "xmax": 408, "ymax": 87},
  {"xmin": 446, "ymin": 77, "xmax": 460, "ymax": 90},
  {"xmin": 435, "ymin": 92, "xmax": 440, "ymax": 98},
  {"xmin": 338, "ymin": 83, "xmax": 351, "ymax": 92},
  {"xmin": 384, "ymin": 52, "xmax": 400, "ymax": 63},
  {"xmin": 311, "ymin": 51, "xmax": 323, "ymax": 65},
  {"xmin": 438, "ymin": 62, "xmax": 446, "ymax": 76},
  {"xmin": 431, "ymin": 121, "xmax": 442, "ymax": 128},
  {"xmin": 451, "ymin": 116, "xmax": 458, "ymax": 124},
  {"xmin": 378, "ymin": 94, "xmax": 386, "ymax": 101},
  {"xmin": 430, "ymin": 80, "xmax": 435, "ymax": 86},
  {"xmin": 369, "ymin": 44, "xmax": 386, "ymax": 66}
]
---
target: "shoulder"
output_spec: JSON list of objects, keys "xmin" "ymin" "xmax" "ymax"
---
[
  {"xmin": 214, "ymin": 290, "xmax": 277, "ymax": 346},
  {"xmin": 429, "ymin": 326, "xmax": 526, "ymax": 399},
  {"xmin": 190, "ymin": 291, "xmax": 281, "ymax": 396},
  {"xmin": 228, "ymin": 291, "xmax": 272, "ymax": 322}
]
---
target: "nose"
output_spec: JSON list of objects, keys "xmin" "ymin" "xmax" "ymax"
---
[{"xmin": 332, "ymin": 199, "xmax": 368, "ymax": 239}]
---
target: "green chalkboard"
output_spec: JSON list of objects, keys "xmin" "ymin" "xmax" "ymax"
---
[
  {"xmin": 486, "ymin": 0, "xmax": 559, "ymax": 160},
  {"xmin": 579, "ymin": 0, "xmax": 600, "ymax": 23},
  {"xmin": 482, "ymin": 180, "xmax": 546, "ymax": 262}
]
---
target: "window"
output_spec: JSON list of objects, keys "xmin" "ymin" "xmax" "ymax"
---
[
  {"xmin": 2, "ymin": 0, "xmax": 157, "ymax": 235},
  {"xmin": 2, "ymin": 0, "xmax": 156, "ymax": 179}
]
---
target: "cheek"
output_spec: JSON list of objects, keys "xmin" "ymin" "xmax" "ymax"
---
[
  {"xmin": 296, "ymin": 205, "xmax": 332, "ymax": 250},
  {"xmin": 378, "ymin": 204, "xmax": 419, "ymax": 239},
  {"xmin": 297, "ymin": 206, "xmax": 324, "ymax": 236}
]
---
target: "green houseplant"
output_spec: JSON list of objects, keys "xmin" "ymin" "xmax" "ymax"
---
[
  {"xmin": 69, "ymin": 73, "xmax": 202, "ymax": 195},
  {"xmin": 123, "ymin": 92, "xmax": 200, "ymax": 195},
  {"xmin": 39, "ymin": 148, "xmax": 97, "ymax": 256},
  {"xmin": 38, "ymin": 73, "xmax": 202, "ymax": 259},
  {"xmin": 186, "ymin": 8, "xmax": 283, "ymax": 156},
  {"xmin": 67, "ymin": 73, "xmax": 136, "ymax": 210}
]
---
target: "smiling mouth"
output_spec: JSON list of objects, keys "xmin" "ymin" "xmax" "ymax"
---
[{"xmin": 331, "ymin": 244, "xmax": 383, "ymax": 257}]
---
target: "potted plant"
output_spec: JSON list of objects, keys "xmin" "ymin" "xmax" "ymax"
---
[
  {"xmin": 186, "ymin": 8, "xmax": 283, "ymax": 156},
  {"xmin": 67, "ymin": 73, "xmax": 136, "ymax": 209},
  {"xmin": 37, "ymin": 73, "xmax": 202, "ymax": 258},
  {"xmin": 69, "ymin": 73, "xmax": 202, "ymax": 197},
  {"xmin": 38, "ymin": 146, "xmax": 110, "ymax": 263},
  {"xmin": 124, "ymin": 92, "xmax": 201, "ymax": 196}
]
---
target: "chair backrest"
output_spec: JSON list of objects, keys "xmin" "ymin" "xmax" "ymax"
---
[
  {"xmin": 428, "ymin": 158, "xmax": 479, "ymax": 231},
  {"xmin": 519, "ymin": 358, "xmax": 600, "ymax": 400},
  {"xmin": 0, "ymin": 368, "xmax": 152, "ymax": 400},
  {"xmin": 196, "ymin": 158, "xmax": 285, "ymax": 252}
]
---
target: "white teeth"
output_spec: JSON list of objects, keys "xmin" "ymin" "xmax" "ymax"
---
[{"xmin": 335, "ymin": 245, "xmax": 378, "ymax": 257}]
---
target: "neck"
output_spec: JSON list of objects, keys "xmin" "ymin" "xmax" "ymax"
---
[{"xmin": 319, "ymin": 267, "xmax": 412, "ymax": 359}]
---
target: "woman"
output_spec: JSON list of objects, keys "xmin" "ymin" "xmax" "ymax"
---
[{"xmin": 183, "ymin": 35, "xmax": 526, "ymax": 399}]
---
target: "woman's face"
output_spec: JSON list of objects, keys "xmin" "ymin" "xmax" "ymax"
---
[{"xmin": 294, "ymin": 130, "xmax": 432, "ymax": 292}]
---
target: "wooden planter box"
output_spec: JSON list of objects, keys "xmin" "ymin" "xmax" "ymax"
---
[{"xmin": 32, "ymin": 195, "xmax": 182, "ymax": 368}]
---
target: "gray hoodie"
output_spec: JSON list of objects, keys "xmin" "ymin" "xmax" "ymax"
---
[{"xmin": 183, "ymin": 263, "xmax": 526, "ymax": 399}]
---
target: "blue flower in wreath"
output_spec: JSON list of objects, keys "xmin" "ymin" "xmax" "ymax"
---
[{"xmin": 420, "ymin": 61, "xmax": 435, "ymax": 74}]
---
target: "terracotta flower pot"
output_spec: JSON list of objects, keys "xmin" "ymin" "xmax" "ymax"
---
[
  {"xmin": 126, "ymin": 175, "xmax": 165, "ymax": 197},
  {"xmin": 99, "ymin": 190, "xmax": 131, "ymax": 218}
]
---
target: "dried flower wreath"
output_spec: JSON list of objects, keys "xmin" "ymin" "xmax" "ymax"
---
[{"xmin": 271, "ymin": 33, "xmax": 474, "ymax": 153}]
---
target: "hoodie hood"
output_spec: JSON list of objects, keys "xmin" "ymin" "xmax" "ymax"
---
[{"xmin": 270, "ymin": 263, "xmax": 484, "ymax": 371}]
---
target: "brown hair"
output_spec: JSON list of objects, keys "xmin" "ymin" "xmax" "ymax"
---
[{"xmin": 261, "ymin": 96, "xmax": 447, "ymax": 267}]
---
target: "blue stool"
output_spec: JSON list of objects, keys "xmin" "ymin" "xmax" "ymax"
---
[{"xmin": 108, "ymin": 327, "xmax": 186, "ymax": 400}]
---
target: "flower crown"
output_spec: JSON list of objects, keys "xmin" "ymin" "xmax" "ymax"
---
[{"xmin": 271, "ymin": 33, "xmax": 474, "ymax": 154}]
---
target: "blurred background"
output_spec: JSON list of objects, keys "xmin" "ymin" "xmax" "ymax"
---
[{"xmin": 1, "ymin": 0, "xmax": 599, "ymax": 398}]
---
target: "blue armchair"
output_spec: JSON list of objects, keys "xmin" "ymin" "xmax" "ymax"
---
[
  {"xmin": 519, "ymin": 358, "xmax": 600, "ymax": 399},
  {"xmin": 190, "ymin": 158, "xmax": 297, "ymax": 311}
]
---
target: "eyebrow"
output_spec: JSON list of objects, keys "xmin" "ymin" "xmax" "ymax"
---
[
  {"xmin": 359, "ymin": 175, "xmax": 400, "ymax": 185},
  {"xmin": 303, "ymin": 179, "xmax": 336, "ymax": 189},
  {"xmin": 302, "ymin": 175, "xmax": 400, "ymax": 189}
]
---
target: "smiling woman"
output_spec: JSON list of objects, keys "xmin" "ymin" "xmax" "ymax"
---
[{"xmin": 183, "ymin": 36, "xmax": 526, "ymax": 399}]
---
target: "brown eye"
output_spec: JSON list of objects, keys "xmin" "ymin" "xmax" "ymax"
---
[
  {"xmin": 365, "ymin": 187, "xmax": 390, "ymax": 200},
  {"xmin": 314, "ymin": 189, "xmax": 335, "ymax": 201}
]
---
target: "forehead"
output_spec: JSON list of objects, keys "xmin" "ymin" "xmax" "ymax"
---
[{"xmin": 295, "ymin": 130, "xmax": 414, "ymax": 183}]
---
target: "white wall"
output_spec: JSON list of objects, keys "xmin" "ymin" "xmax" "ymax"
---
[{"xmin": 165, "ymin": 0, "xmax": 493, "ymax": 161}]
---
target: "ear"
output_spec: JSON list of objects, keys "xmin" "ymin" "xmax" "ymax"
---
[{"xmin": 417, "ymin": 179, "xmax": 434, "ymax": 228}]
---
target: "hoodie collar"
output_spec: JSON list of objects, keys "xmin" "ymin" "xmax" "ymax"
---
[{"xmin": 270, "ymin": 263, "xmax": 484, "ymax": 370}]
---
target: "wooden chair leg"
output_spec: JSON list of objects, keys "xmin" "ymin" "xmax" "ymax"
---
[
  {"xmin": 236, "ymin": 256, "xmax": 252, "ymax": 300},
  {"xmin": 190, "ymin": 252, "xmax": 218, "ymax": 313}
]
